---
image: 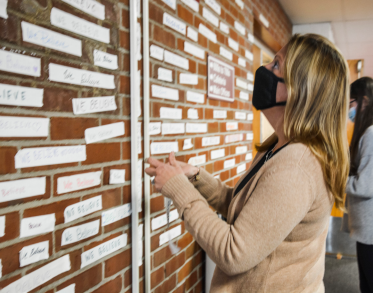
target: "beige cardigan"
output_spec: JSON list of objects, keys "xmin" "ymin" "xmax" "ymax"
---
[{"xmin": 162, "ymin": 143, "xmax": 334, "ymax": 292}]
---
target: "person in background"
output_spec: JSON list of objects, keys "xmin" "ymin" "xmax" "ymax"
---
[{"xmin": 342, "ymin": 77, "xmax": 373, "ymax": 293}]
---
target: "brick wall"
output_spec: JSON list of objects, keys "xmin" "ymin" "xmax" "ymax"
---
[{"xmin": 0, "ymin": 0, "xmax": 291, "ymax": 293}]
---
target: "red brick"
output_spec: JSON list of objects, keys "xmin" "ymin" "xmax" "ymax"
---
[
  {"xmin": 84, "ymin": 143, "xmax": 121, "ymax": 165},
  {"xmin": 154, "ymin": 273, "xmax": 177, "ymax": 293},
  {"xmin": 94, "ymin": 275, "xmax": 122, "ymax": 293},
  {"xmin": 50, "ymin": 117, "xmax": 98, "ymax": 140},
  {"xmin": 0, "ymin": 147, "xmax": 17, "ymax": 175},
  {"xmin": 151, "ymin": 266, "xmax": 164, "ymax": 289},
  {"xmin": 166, "ymin": 251, "xmax": 185, "ymax": 276},
  {"xmin": 105, "ymin": 248, "xmax": 131, "ymax": 277}
]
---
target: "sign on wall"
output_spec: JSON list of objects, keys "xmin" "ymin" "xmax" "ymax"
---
[{"xmin": 207, "ymin": 55, "xmax": 235, "ymax": 102}]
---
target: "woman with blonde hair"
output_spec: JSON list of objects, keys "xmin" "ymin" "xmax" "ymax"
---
[{"xmin": 146, "ymin": 34, "xmax": 350, "ymax": 292}]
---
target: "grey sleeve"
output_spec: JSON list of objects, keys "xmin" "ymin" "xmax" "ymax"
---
[{"xmin": 346, "ymin": 128, "xmax": 373, "ymax": 198}]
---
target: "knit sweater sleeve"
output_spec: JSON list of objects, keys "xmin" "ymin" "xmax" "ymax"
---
[{"xmin": 161, "ymin": 164, "xmax": 314, "ymax": 276}]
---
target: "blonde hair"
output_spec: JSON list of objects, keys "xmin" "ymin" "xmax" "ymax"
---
[{"xmin": 258, "ymin": 34, "xmax": 350, "ymax": 210}]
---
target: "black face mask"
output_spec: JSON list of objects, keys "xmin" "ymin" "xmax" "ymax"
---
[{"xmin": 252, "ymin": 66, "xmax": 286, "ymax": 110}]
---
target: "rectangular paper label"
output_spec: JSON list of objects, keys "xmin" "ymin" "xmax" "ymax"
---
[
  {"xmin": 163, "ymin": 13, "xmax": 186, "ymax": 35},
  {"xmin": 164, "ymin": 50, "xmax": 189, "ymax": 69},
  {"xmin": 149, "ymin": 122, "xmax": 161, "ymax": 135},
  {"xmin": 150, "ymin": 142, "xmax": 178, "ymax": 155},
  {"xmin": 188, "ymin": 155, "xmax": 206, "ymax": 166},
  {"xmin": 57, "ymin": 284, "xmax": 75, "ymax": 293},
  {"xmin": 0, "ymin": 177, "xmax": 46, "ymax": 203},
  {"xmin": 183, "ymin": 138, "xmax": 193, "ymax": 150},
  {"xmin": 19, "ymin": 240, "xmax": 49, "ymax": 267},
  {"xmin": 22, "ymin": 21, "xmax": 82, "ymax": 57},
  {"xmin": 81, "ymin": 234, "xmax": 127, "ymax": 268},
  {"xmin": 64, "ymin": 195, "xmax": 102, "ymax": 223},
  {"xmin": 85, "ymin": 122, "xmax": 125, "ymax": 144},
  {"xmin": 203, "ymin": 7, "xmax": 218, "ymax": 27},
  {"xmin": 211, "ymin": 149, "xmax": 225, "ymax": 159},
  {"xmin": 224, "ymin": 158, "xmax": 235, "ymax": 169},
  {"xmin": 239, "ymin": 91, "xmax": 249, "ymax": 100},
  {"xmin": 138, "ymin": 224, "xmax": 143, "ymax": 266},
  {"xmin": 0, "ymin": 116, "xmax": 49, "ymax": 137},
  {"xmin": 93, "ymin": 50, "xmax": 118, "ymax": 70},
  {"xmin": 247, "ymin": 113, "xmax": 254, "ymax": 121},
  {"xmin": 61, "ymin": 219, "xmax": 99, "ymax": 246},
  {"xmin": 248, "ymin": 83, "xmax": 254, "ymax": 92},
  {"xmin": 150, "ymin": 45, "xmax": 164, "ymax": 60},
  {"xmin": 236, "ymin": 146, "xmax": 247, "ymax": 154},
  {"xmin": 187, "ymin": 108, "xmax": 198, "ymax": 119},
  {"xmin": 181, "ymin": 0, "xmax": 199, "ymax": 12},
  {"xmin": 72, "ymin": 96, "xmax": 117, "ymax": 114},
  {"xmin": 184, "ymin": 41, "xmax": 205, "ymax": 59},
  {"xmin": 246, "ymin": 132, "xmax": 253, "ymax": 140},
  {"xmin": 62, "ymin": 0, "xmax": 105, "ymax": 19},
  {"xmin": 51, "ymin": 8, "xmax": 109, "ymax": 43},
  {"xmin": 152, "ymin": 209, "xmax": 179, "ymax": 231},
  {"xmin": 162, "ymin": 123, "xmax": 185, "ymax": 135},
  {"xmin": 235, "ymin": 0, "xmax": 244, "ymax": 9},
  {"xmin": 199, "ymin": 24, "xmax": 217, "ymax": 43},
  {"xmin": 161, "ymin": 0, "xmax": 176, "ymax": 9},
  {"xmin": 236, "ymin": 78, "xmax": 248, "ymax": 89},
  {"xmin": 152, "ymin": 84, "xmax": 179, "ymax": 101},
  {"xmin": 49, "ymin": 63, "xmax": 115, "ymax": 89},
  {"xmin": 202, "ymin": 136, "xmax": 220, "ymax": 146},
  {"xmin": 247, "ymin": 72, "xmax": 254, "ymax": 81},
  {"xmin": 159, "ymin": 225, "xmax": 182, "ymax": 246},
  {"xmin": 0, "ymin": 84, "xmax": 43, "ymax": 107},
  {"xmin": 20, "ymin": 214, "xmax": 55, "ymax": 238},
  {"xmin": 0, "ymin": 215, "xmax": 4, "ymax": 237},
  {"xmin": 225, "ymin": 133, "xmax": 243, "ymax": 143},
  {"xmin": 158, "ymin": 67, "xmax": 172, "ymax": 82},
  {"xmin": 245, "ymin": 152, "xmax": 253, "ymax": 160},
  {"xmin": 219, "ymin": 22, "xmax": 229, "ymax": 34},
  {"xmin": 187, "ymin": 27, "xmax": 198, "ymax": 42},
  {"xmin": 237, "ymin": 163, "xmax": 246, "ymax": 174},
  {"xmin": 57, "ymin": 171, "xmax": 101, "ymax": 194},
  {"xmin": 186, "ymin": 123, "xmax": 207, "ymax": 133},
  {"xmin": 220, "ymin": 46, "xmax": 232, "ymax": 61},
  {"xmin": 213, "ymin": 110, "xmax": 227, "ymax": 118},
  {"xmin": 180, "ymin": 73, "xmax": 198, "ymax": 85},
  {"xmin": 228, "ymin": 38, "xmax": 239, "ymax": 51},
  {"xmin": 160, "ymin": 107, "xmax": 182, "ymax": 119},
  {"xmin": 205, "ymin": 0, "xmax": 221, "ymax": 14},
  {"xmin": 0, "ymin": 50, "xmax": 40, "ymax": 77},
  {"xmin": 186, "ymin": 91, "xmax": 204, "ymax": 103},
  {"xmin": 238, "ymin": 57, "xmax": 246, "ymax": 67},
  {"xmin": 109, "ymin": 169, "xmax": 125, "ymax": 184},
  {"xmin": 235, "ymin": 112, "xmax": 247, "ymax": 120},
  {"xmin": 245, "ymin": 50, "xmax": 253, "ymax": 61},
  {"xmin": 0, "ymin": 0, "xmax": 7, "ymax": 19},
  {"xmin": 259, "ymin": 14, "xmax": 269, "ymax": 28},
  {"xmin": 234, "ymin": 21, "xmax": 245, "ymax": 35},
  {"xmin": 226, "ymin": 122, "xmax": 238, "ymax": 130},
  {"xmin": 248, "ymin": 33, "xmax": 254, "ymax": 43},
  {"xmin": 101, "ymin": 203, "xmax": 132, "ymax": 226}
]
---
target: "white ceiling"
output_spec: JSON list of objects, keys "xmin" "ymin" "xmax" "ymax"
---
[{"xmin": 279, "ymin": 0, "xmax": 373, "ymax": 77}]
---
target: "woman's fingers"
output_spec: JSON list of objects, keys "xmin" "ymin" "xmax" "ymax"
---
[
  {"xmin": 145, "ymin": 167, "xmax": 157, "ymax": 176},
  {"xmin": 169, "ymin": 151, "xmax": 177, "ymax": 167},
  {"xmin": 147, "ymin": 157, "xmax": 163, "ymax": 168}
]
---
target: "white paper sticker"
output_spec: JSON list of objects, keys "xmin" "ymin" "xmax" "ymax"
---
[
  {"xmin": 101, "ymin": 203, "xmax": 132, "ymax": 226},
  {"xmin": 202, "ymin": 136, "xmax": 220, "ymax": 146},
  {"xmin": 205, "ymin": 0, "xmax": 221, "ymax": 15},
  {"xmin": 211, "ymin": 149, "xmax": 225, "ymax": 159},
  {"xmin": 150, "ymin": 45, "xmax": 164, "ymax": 60},
  {"xmin": 109, "ymin": 169, "xmax": 125, "ymax": 184},
  {"xmin": 0, "ymin": 50, "xmax": 40, "ymax": 77},
  {"xmin": 236, "ymin": 146, "xmax": 247, "ymax": 154},
  {"xmin": 137, "ymin": 122, "xmax": 142, "ymax": 154},
  {"xmin": 161, "ymin": 0, "xmax": 176, "ymax": 9},
  {"xmin": 245, "ymin": 152, "xmax": 253, "ymax": 160},
  {"xmin": 137, "ymin": 22, "xmax": 141, "ymax": 60},
  {"xmin": 2, "ymin": 255, "xmax": 71, "ymax": 293},
  {"xmin": 160, "ymin": 107, "xmax": 182, "ymax": 119},
  {"xmin": 219, "ymin": 22, "xmax": 229, "ymax": 34},
  {"xmin": 138, "ymin": 224, "xmax": 143, "ymax": 266},
  {"xmin": 136, "ymin": 159, "xmax": 143, "ymax": 213},
  {"xmin": 228, "ymin": 38, "xmax": 239, "ymax": 51},
  {"xmin": 0, "ymin": 84, "xmax": 43, "ymax": 107},
  {"xmin": 236, "ymin": 78, "xmax": 248, "ymax": 89},
  {"xmin": 186, "ymin": 123, "xmax": 207, "ymax": 133},
  {"xmin": 187, "ymin": 108, "xmax": 198, "ymax": 119},
  {"xmin": 248, "ymin": 83, "xmax": 254, "ymax": 92},
  {"xmin": 72, "ymin": 96, "xmax": 116, "ymax": 115},
  {"xmin": 57, "ymin": 284, "xmax": 76, "ymax": 293},
  {"xmin": 237, "ymin": 163, "xmax": 246, "ymax": 174},
  {"xmin": 150, "ymin": 142, "xmax": 178, "ymax": 155},
  {"xmin": 158, "ymin": 67, "xmax": 172, "ymax": 82},
  {"xmin": 93, "ymin": 50, "xmax": 118, "ymax": 70},
  {"xmin": 49, "ymin": 63, "xmax": 115, "ymax": 89},
  {"xmin": 246, "ymin": 132, "xmax": 253, "ymax": 140},
  {"xmin": 163, "ymin": 13, "xmax": 186, "ymax": 35},
  {"xmin": 238, "ymin": 57, "xmax": 246, "ymax": 68},
  {"xmin": 22, "ymin": 22, "xmax": 82, "ymax": 57},
  {"xmin": 180, "ymin": 73, "xmax": 198, "ymax": 85},
  {"xmin": 259, "ymin": 14, "xmax": 269, "ymax": 28},
  {"xmin": 186, "ymin": 91, "xmax": 204, "ymax": 103},
  {"xmin": 187, "ymin": 27, "xmax": 198, "ymax": 42},
  {"xmin": 184, "ymin": 41, "xmax": 205, "ymax": 59},
  {"xmin": 199, "ymin": 24, "xmax": 217, "ymax": 43},
  {"xmin": 64, "ymin": 195, "xmax": 102, "ymax": 223},
  {"xmin": 0, "ymin": 215, "xmax": 4, "ymax": 237},
  {"xmin": 0, "ymin": 0, "xmax": 8, "ymax": 19},
  {"xmin": 245, "ymin": 50, "xmax": 253, "ymax": 61},
  {"xmin": 220, "ymin": 46, "xmax": 232, "ymax": 61},
  {"xmin": 81, "ymin": 234, "xmax": 127, "ymax": 268},
  {"xmin": 164, "ymin": 50, "xmax": 189, "ymax": 70},
  {"xmin": 213, "ymin": 110, "xmax": 227, "ymax": 119},
  {"xmin": 57, "ymin": 171, "xmax": 101, "ymax": 194},
  {"xmin": 183, "ymin": 138, "xmax": 193, "ymax": 150},
  {"xmin": 247, "ymin": 113, "xmax": 253, "ymax": 121},
  {"xmin": 162, "ymin": 123, "xmax": 185, "ymax": 135},
  {"xmin": 234, "ymin": 21, "xmax": 246, "ymax": 35},
  {"xmin": 239, "ymin": 91, "xmax": 249, "ymax": 100},
  {"xmin": 247, "ymin": 72, "xmax": 254, "ymax": 81},
  {"xmin": 152, "ymin": 209, "xmax": 179, "ymax": 231},
  {"xmin": 159, "ymin": 225, "xmax": 182, "ymax": 246},
  {"xmin": 181, "ymin": 0, "xmax": 199, "ymax": 12},
  {"xmin": 15, "ymin": 145, "xmax": 86, "ymax": 168},
  {"xmin": 19, "ymin": 240, "xmax": 49, "ymax": 267},
  {"xmin": 224, "ymin": 158, "xmax": 235, "ymax": 169},
  {"xmin": 235, "ymin": 111, "xmax": 247, "ymax": 120},
  {"xmin": 0, "ymin": 177, "xmax": 46, "ymax": 203},
  {"xmin": 203, "ymin": 7, "xmax": 218, "ymax": 27},
  {"xmin": 225, "ymin": 133, "xmax": 243, "ymax": 143},
  {"xmin": 0, "ymin": 116, "xmax": 49, "ymax": 137},
  {"xmin": 152, "ymin": 84, "xmax": 179, "ymax": 101},
  {"xmin": 20, "ymin": 214, "xmax": 55, "ymax": 238},
  {"xmin": 248, "ymin": 33, "xmax": 254, "ymax": 43},
  {"xmin": 226, "ymin": 122, "xmax": 238, "ymax": 131},
  {"xmin": 235, "ymin": 0, "xmax": 244, "ymax": 9},
  {"xmin": 85, "ymin": 122, "xmax": 125, "ymax": 144},
  {"xmin": 61, "ymin": 219, "xmax": 99, "ymax": 246},
  {"xmin": 62, "ymin": 0, "xmax": 105, "ymax": 19},
  {"xmin": 149, "ymin": 122, "xmax": 161, "ymax": 135},
  {"xmin": 51, "ymin": 8, "xmax": 109, "ymax": 43},
  {"xmin": 188, "ymin": 154, "xmax": 206, "ymax": 166},
  {"xmin": 214, "ymin": 175, "xmax": 220, "ymax": 179}
]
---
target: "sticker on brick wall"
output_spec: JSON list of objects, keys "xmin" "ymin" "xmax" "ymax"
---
[
  {"xmin": 203, "ymin": 7, "xmax": 218, "ymax": 27},
  {"xmin": 109, "ymin": 169, "xmax": 126, "ymax": 184},
  {"xmin": 184, "ymin": 41, "xmax": 205, "ymax": 59},
  {"xmin": 234, "ymin": 21, "xmax": 246, "ymax": 36},
  {"xmin": 248, "ymin": 33, "xmax": 254, "ymax": 43},
  {"xmin": 219, "ymin": 22, "xmax": 229, "ymax": 34},
  {"xmin": 186, "ymin": 91, "xmax": 204, "ymax": 103},
  {"xmin": 224, "ymin": 158, "xmax": 235, "ymax": 169},
  {"xmin": 213, "ymin": 109, "xmax": 227, "ymax": 119},
  {"xmin": 238, "ymin": 57, "xmax": 246, "ymax": 68},
  {"xmin": 259, "ymin": 14, "xmax": 270, "ymax": 28},
  {"xmin": 136, "ymin": 159, "xmax": 143, "ymax": 213},
  {"xmin": 137, "ymin": 22, "xmax": 141, "ymax": 60},
  {"xmin": 162, "ymin": 123, "xmax": 185, "ymax": 135},
  {"xmin": 219, "ymin": 46, "xmax": 232, "ymax": 61},
  {"xmin": 163, "ymin": 13, "xmax": 186, "ymax": 35},
  {"xmin": 57, "ymin": 171, "xmax": 102, "ymax": 194},
  {"xmin": 49, "ymin": 63, "xmax": 115, "ymax": 89},
  {"xmin": 101, "ymin": 203, "xmax": 132, "ymax": 226},
  {"xmin": 198, "ymin": 24, "xmax": 217, "ymax": 43},
  {"xmin": 180, "ymin": 73, "xmax": 198, "ymax": 85},
  {"xmin": 85, "ymin": 122, "xmax": 125, "ymax": 144},
  {"xmin": 159, "ymin": 225, "xmax": 182, "ymax": 246},
  {"xmin": 187, "ymin": 108, "xmax": 198, "ymax": 119},
  {"xmin": 0, "ymin": 84, "xmax": 44, "ymax": 107},
  {"xmin": 186, "ymin": 123, "xmax": 207, "ymax": 133},
  {"xmin": 19, "ymin": 240, "xmax": 49, "ymax": 267},
  {"xmin": 247, "ymin": 113, "xmax": 253, "ymax": 121},
  {"xmin": 138, "ymin": 224, "xmax": 143, "ymax": 266},
  {"xmin": 245, "ymin": 50, "xmax": 253, "ymax": 61},
  {"xmin": 236, "ymin": 78, "xmax": 248, "ymax": 89},
  {"xmin": 72, "ymin": 96, "xmax": 117, "ymax": 115},
  {"xmin": 164, "ymin": 50, "xmax": 189, "ymax": 70},
  {"xmin": 150, "ymin": 45, "xmax": 164, "ymax": 60},
  {"xmin": 57, "ymin": 284, "xmax": 76, "ymax": 293},
  {"xmin": 0, "ymin": 177, "xmax": 46, "ymax": 203},
  {"xmin": 211, "ymin": 149, "xmax": 225, "ymax": 160},
  {"xmin": 0, "ymin": 50, "xmax": 41, "ymax": 77},
  {"xmin": 204, "ymin": 0, "xmax": 221, "ymax": 15},
  {"xmin": 81, "ymin": 234, "xmax": 127, "ymax": 268},
  {"xmin": 237, "ymin": 163, "xmax": 246, "ymax": 174},
  {"xmin": 149, "ymin": 122, "xmax": 161, "ymax": 135},
  {"xmin": 247, "ymin": 72, "xmax": 254, "ymax": 81},
  {"xmin": 202, "ymin": 136, "xmax": 220, "ymax": 146},
  {"xmin": 245, "ymin": 152, "xmax": 253, "ymax": 161},
  {"xmin": 152, "ymin": 209, "xmax": 179, "ymax": 231},
  {"xmin": 158, "ymin": 67, "xmax": 173, "ymax": 82},
  {"xmin": 0, "ymin": 116, "xmax": 49, "ymax": 137},
  {"xmin": 64, "ymin": 195, "xmax": 102, "ymax": 223},
  {"xmin": 183, "ymin": 138, "xmax": 193, "ymax": 150},
  {"xmin": 214, "ymin": 175, "xmax": 220, "ymax": 179},
  {"xmin": 152, "ymin": 84, "xmax": 179, "ymax": 101},
  {"xmin": 228, "ymin": 38, "xmax": 239, "ymax": 51},
  {"xmin": 2, "ymin": 255, "xmax": 71, "ymax": 293},
  {"xmin": 150, "ymin": 142, "xmax": 178, "ymax": 155},
  {"xmin": 188, "ymin": 154, "xmax": 206, "ymax": 166},
  {"xmin": 61, "ymin": 219, "xmax": 99, "ymax": 246},
  {"xmin": 93, "ymin": 50, "xmax": 118, "ymax": 70},
  {"xmin": 181, "ymin": 0, "xmax": 199, "ymax": 12},
  {"xmin": 62, "ymin": 0, "xmax": 105, "ymax": 19},
  {"xmin": 239, "ymin": 91, "xmax": 249, "ymax": 100},
  {"xmin": 51, "ymin": 8, "xmax": 110, "ymax": 43},
  {"xmin": 21, "ymin": 22, "xmax": 82, "ymax": 57},
  {"xmin": 187, "ymin": 27, "xmax": 198, "ymax": 42},
  {"xmin": 248, "ymin": 83, "xmax": 254, "ymax": 92},
  {"xmin": 226, "ymin": 122, "xmax": 238, "ymax": 131},
  {"xmin": 0, "ymin": 0, "xmax": 8, "ymax": 19},
  {"xmin": 235, "ymin": 0, "xmax": 244, "ymax": 9},
  {"xmin": 246, "ymin": 132, "xmax": 253, "ymax": 140},
  {"xmin": 161, "ymin": 0, "xmax": 176, "ymax": 10},
  {"xmin": 236, "ymin": 146, "xmax": 247, "ymax": 154},
  {"xmin": 160, "ymin": 107, "xmax": 182, "ymax": 119},
  {"xmin": 20, "ymin": 214, "xmax": 55, "ymax": 238},
  {"xmin": 0, "ymin": 215, "xmax": 4, "ymax": 237},
  {"xmin": 225, "ymin": 133, "xmax": 243, "ymax": 143},
  {"xmin": 208, "ymin": 55, "xmax": 235, "ymax": 102},
  {"xmin": 235, "ymin": 111, "xmax": 247, "ymax": 120}
]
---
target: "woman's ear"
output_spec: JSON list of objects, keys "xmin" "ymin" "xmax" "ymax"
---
[{"xmin": 361, "ymin": 95, "xmax": 369, "ymax": 110}]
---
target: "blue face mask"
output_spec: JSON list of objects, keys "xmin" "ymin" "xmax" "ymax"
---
[{"xmin": 349, "ymin": 107, "xmax": 356, "ymax": 122}]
